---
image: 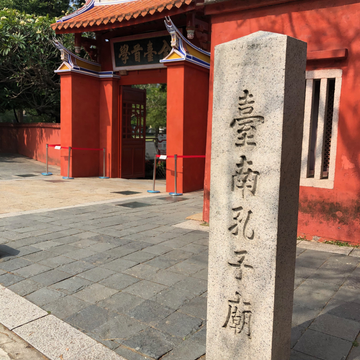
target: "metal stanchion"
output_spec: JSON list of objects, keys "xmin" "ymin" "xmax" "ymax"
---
[
  {"xmin": 41, "ymin": 144, "xmax": 53, "ymax": 176},
  {"xmin": 63, "ymin": 146, "xmax": 74, "ymax": 180},
  {"xmin": 169, "ymin": 154, "xmax": 182, "ymax": 196},
  {"xmin": 99, "ymin": 148, "xmax": 109, "ymax": 179},
  {"xmin": 148, "ymin": 154, "xmax": 160, "ymax": 193}
]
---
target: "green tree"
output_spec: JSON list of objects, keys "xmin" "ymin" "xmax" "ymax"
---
[
  {"xmin": 0, "ymin": 9, "xmax": 63, "ymax": 122},
  {"xmin": 0, "ymin": 0, "xmax": 81, "ymax": 18}
]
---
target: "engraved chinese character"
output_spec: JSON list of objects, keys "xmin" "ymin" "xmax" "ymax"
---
[
  {"xmin": 223, "ymin": 292, "xmax": 252, "ymax": 338},
  {"xmin": 238, "ymin": 89, "xmax": 254, "ymax": 115},
  {"xmin": 158, "ymin": 40, "xmax": 171, "ymax": 58},
  {"xmin": 232, "ymin": 155, "xmax": 259, "ymax": 197},
  {"xmin": 131, "ymin": 43, "xmax": 143, "ymax": 63},
  {"xmin": 231, "ymin": 116, "xmax": 265, "ymax": 147},
  {"xmin": 228, "ymin": 206, "xmax": 254, "ymax": 241},
  {"xmin": 228, "ymin": 250, "xmax": 253, "ymax": 280},
  {"xmin": 144, "ymin": 41, "xmax": 157, "ymax": 62},
  {"xmin": 119, "ymin": 44, "xmax": 130, "ymax": 65},
  {"xmin": 230, "ymin": 90, "xmax": 265, "ymax": 147}
]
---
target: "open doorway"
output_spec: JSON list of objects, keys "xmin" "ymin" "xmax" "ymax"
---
[{"xmin": 132, "ymin": 84, "xmax": 167, "ymax": 180}]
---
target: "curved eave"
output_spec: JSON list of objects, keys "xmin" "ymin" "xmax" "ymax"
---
[
  {"xmin": 161, "ymin": 50, "xmax": 210, "ymax": 70},
  {"xmin": 52, "ymin": 0, "xmax": 196, "ymax": 34}
]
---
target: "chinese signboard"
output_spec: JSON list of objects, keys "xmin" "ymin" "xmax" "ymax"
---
[{"xmin": 111, "ymin": 34, "xmax": 171, "ymax": 71}]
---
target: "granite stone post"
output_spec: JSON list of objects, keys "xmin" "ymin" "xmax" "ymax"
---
[{"xmin": 207, "ymin": 31, "xmax": 307, "ymax": 359}]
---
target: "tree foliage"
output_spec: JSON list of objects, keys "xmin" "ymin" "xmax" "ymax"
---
[
  {"xmin": 0, "ymin": 8, "xmax": 69, "ymax": 122},
  {"xmin": 0, "ymin": 1, "xmax": 83, "ymax": 123},
  {"xmin": 0, "ymin": 0, "xmax": 81, "ymax": 18}
]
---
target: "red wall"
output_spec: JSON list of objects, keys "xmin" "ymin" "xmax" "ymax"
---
[
  {"xmin": 203, "ymin": 0, "xmax": 360, "ymax": 243},
  {"xmin": 119, "ymin": 69, "xmax": 167, "ymax": 86},
  {"xmin": 0, "ymin": 123, "xmax": 61, "ymax": 166}
]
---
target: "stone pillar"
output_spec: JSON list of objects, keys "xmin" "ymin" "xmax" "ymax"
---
[{"xmin": 207, "ymin": 31, "xmax": 307, "ymax": 359}]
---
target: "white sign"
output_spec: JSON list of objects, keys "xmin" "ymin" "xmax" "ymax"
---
[{"xmin": 158, "ymin": 134, "xmax": 167, "ymax": 155}]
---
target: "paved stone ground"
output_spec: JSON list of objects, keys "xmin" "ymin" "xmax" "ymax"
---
[
  {"xmin": 0, "ymin": 194, "xmax": 208, "ymax": 360},
  {"xmin": 0, "ymin": 153, "xmax": 60, "ymax": 181},
  {"xmin": 2, "ymin": 154, "xmax": 360, "ymax": 359},
  {"xmin": 0, "ymin": 154, "xmax": 165, "ymax": 215},
  {"xmin": 1, "ymin": 193, "xmax": 360, "ymax": 359}
]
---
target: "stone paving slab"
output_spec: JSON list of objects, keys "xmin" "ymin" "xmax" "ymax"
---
[{"xmin": 0, "ymin": 285, "xmax": 47, "ymax": 330}]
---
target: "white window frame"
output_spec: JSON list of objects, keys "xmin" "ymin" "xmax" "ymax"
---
[{"xmin": 300, "ymin": 69, "xmax": 342, "ymax": 189}]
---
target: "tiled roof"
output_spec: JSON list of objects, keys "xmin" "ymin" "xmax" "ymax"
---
[{"xmin": 52, "ymin": 0, "xmax": 194, "ymax": 32}]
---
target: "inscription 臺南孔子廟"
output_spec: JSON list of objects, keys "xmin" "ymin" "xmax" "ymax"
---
[{"xmin": 223, "ymin": 90, "xmax": 265, "ymax": 338}]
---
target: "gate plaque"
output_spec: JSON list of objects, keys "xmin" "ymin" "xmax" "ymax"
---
[{"xmin": 111, "ymin": 31, "xmax": 171, "ymax": 71}]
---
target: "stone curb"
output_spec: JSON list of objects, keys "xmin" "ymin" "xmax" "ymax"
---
[
  {"xmin": 174, "ymin": 220, "xmax": 209, "ymax": 232},
  {"xmin": 297, "ymin": 240, "xmax": 357, "ymax": 256},
  {"xmin": 0, "ymin": 285, "xmax": 126, "ymax": 360}
]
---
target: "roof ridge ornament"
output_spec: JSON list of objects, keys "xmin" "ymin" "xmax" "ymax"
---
[
  {"xmin": 53, "ymin": 40, "xmax": 101, "ymax": 67},
  {"xmin": 161, "ymin": 16, "xmax": 210, "ymax": 69},
  {"xmin": 53, "ymin": 40, "xmax": 120, "ymax": 79}
]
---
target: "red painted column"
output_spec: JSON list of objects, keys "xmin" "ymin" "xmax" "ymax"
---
[
  {"xmin": 99, "ymin": 77, "xmax": 120, "ymax": 178},
  {"xmin": 59, "ymin": 72, "xmax": 100, "ymax": 177},
  {"xmin": 165, "ymin": 61, "xmax": 209, "ymax": 193},
  {"xmin": 60, "ymin": 73, "xmax": 72, "ymax": 177}
]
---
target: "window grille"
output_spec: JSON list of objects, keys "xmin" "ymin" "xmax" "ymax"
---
[
  {"xmin": 300, "ymin": 69, "xmax": 342, "ymax": 189},
  {"xmin": 122, "ymin": 102, "xmax": 145, "ymax": 139}
]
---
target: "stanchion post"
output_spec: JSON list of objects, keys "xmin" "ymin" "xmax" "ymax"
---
[
  {"xmin": 103, "ymin": 148, "xmax": 106, "ymax": 178},
  {"xmin": 169, "ymin": 154, "xmax": 183, "ymax": 196},
  {"xmin": 147, "ymin": 154, "xmax": 160, "ymax": 193},
  {"xmin": 100, "ymin": 148, "xmax": 109, "ymax": 179},
  {"xmin": 174, "ymin": 154, "xmax": 178, "ymax": 194},
  {"xmin": 41, "ymin": 144, "xmax": 53, "ymax": 176},
  {"xmin": 46, "ymin": 144, "xmax": 49, "ymax": 174},
  {"xmin": 67, "ymin": 147, "xmax": 71, "ymax": 178},
  {"xmin": 63, "ymin": 146, "xmax": 74, "ymax": 180}
]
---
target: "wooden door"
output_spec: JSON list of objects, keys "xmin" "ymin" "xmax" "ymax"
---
[{"xmin": 119, "ymin": 87, "xmax": 146, "ymax": 178}]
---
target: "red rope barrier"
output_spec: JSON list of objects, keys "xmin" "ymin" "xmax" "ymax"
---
[
  {"xmin": 156, "ymin": 155, "xmax": 173, "ymax": 158},
  {"xmin": 156, "ymin": 155, "xmax": 205, "ymax": 159},
  {"xmin": 47, "ymin": 145, "xmax": 103, "ymax": 151},
  {"xmin": 71, "ymin": 147, "xmax": 104, "ymax": 151},
  {"xmin": 178, "ymin": 155, "xmax": 206, "ymax": 159}
]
